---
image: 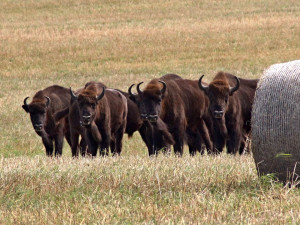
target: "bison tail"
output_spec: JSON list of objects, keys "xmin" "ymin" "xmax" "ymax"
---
[{"xmin": 54, "ymin": 107, "xmax": 69, "ymax": 122}]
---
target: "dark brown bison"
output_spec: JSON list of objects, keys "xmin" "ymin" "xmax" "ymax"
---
[
  {"xmin": 120, "ymin": 90, "xmax": 174, "ymax": 156},
  {"xmin": 22, "ymin": 85, "xmax": 71, "ymax": 156},
  {"xmin": 129, "ymin": 74, "xmax": 213, "ymax": 156},
  {"xmin": 54, "ymin": 87, "xmax": 89, "ymax": 157},
  {"xmin": 70, "ymin": 83, "xmax": 128, "ymax": 156},
  {"xmin": 198, "ymin": 71, "xmax": 258, "ymax": 154}
]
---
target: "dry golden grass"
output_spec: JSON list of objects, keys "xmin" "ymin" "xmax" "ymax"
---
[
  {"xmin": 0, "ymin": 0, "xmax": 300, "ymax": 223},
  {"xmin": 1, "ymin": 155, "xmax": 300, "ymax": 224}
]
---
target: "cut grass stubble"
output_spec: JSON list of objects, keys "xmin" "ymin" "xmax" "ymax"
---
[{"xmin": 0, "ymin": 0, "xmax": 300, "ymax": 223}]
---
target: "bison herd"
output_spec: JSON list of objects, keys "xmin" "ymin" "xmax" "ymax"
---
[{"xmin": 22, "ymin": 72, "xmax": 259, "ymax": 157}]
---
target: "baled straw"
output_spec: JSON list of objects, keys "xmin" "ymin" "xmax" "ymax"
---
[{"xmin": 252, "ymin": 60, "xmax": 300, "ymax": 183}]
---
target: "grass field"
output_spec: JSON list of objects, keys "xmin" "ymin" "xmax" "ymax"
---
[{"xmin": 0, "ymin": 0, "xmax": 300, "ymax": 223}]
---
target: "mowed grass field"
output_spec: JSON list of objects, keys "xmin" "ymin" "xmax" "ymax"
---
[{"xmin": 0, "ymin": 0, "xmax": 300, "ymax": 223}]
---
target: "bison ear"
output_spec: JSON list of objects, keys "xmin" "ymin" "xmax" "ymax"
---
[
  {"xmin": 44, "ymin": 96, "xmax": 51, "ymax": 107},
  {"xmin": 198, "ymin": 75, "xmax": 209, "ymax": 95},
  {"xmin": 129, "ymin": 94, "xmax": 137, "ymax": 103},
  {"xmin": 22, "ymin": 97, "xmax": 30, "ymax": 113},
  {"xmin": 96, "ymin": 87, "xmax": 105, "ymax": 101},
  {"xmin": 70, "ymin": 87, "xmax": 78, "ymax": 102},
  {"xmin": 158, "ymin": 81, "xmax": 167, "ymax": 98},
  {"xmin": 128, "ymin": 84, "xmax": 137, "ymax": 103},
  {"xmin": 22, "ymin": 105, "xmax": 29, "ymax": 113},
  {"xmin": 229, "ymin": 76, "xmax": 240, "ymax": 96}
]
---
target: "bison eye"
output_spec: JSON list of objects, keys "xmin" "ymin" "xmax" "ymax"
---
[
  {"xmin": 225, "ymin": 98, "xmax": 228, "ymax": 104},
  {"xmin": 91, "ymin": 103, "xmax": 96, "ymax": 109}
]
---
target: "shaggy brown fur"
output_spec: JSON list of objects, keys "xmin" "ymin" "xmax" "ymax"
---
[
  {"xmin": 73, "ymin": 83, "xmax": 128, "ymax": 156},
  {"xmin": 130, "ymin": 73, "xmax": 213, "ymax": 156},
  {"xmin": 119, "ymin": 90, "xmax": 175, "ymax": 155},
  {"xmin": 22, "ymin": 85, "xmax": 71, "ymax": 156},
  {"xmin": 55, "ymin": 87, "xmax": 88, "ymax": 157},
  {"xmin": 144, "ymin": 80, "xmax": 164, "ymax": 98},
  {"xmin": 200, "ymin": 72, "xmax": 258, "ymax": 154}
]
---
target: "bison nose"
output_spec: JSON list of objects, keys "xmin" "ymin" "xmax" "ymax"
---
[
  {"xmin": 213, "ymin": 111, "xmax": 224, "ymax": 119},
  {"xmin": 81, "ymin": 115, "xmax": 92, "ymax": 126},
  {"xmin": 140, "ymin": 114, "xmax": 148, "ymax": 121},
  {"xmin": 82, "ymin": 115, "xmax": 91, "ymax": 119},
  {"xmin": 34, "ymin": 124, "xmax": 43, "ymax": 131},
  {"xmin": 148, "ymin": 115, "xmax": 158, "ymax": 123}
]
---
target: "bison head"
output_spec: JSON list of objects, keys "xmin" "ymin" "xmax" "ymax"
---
[
  {"xmin": 70, "ymin": 86, "xmax": 105, "ymax": 127},
  {"xmin": 199, "ymin": 74, "xmax": 240, "ymax": 119},
  {"xmin": 128, "ymin": 80, "xmax": 166, "ymax": 123},
  {"xmin": 22, "ymin": 96, "xmax": 51, "ymax": 132}
]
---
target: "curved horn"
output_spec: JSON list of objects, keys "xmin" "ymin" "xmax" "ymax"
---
[
  {"xmin": 128, "ymin": 84, "xmax": 135, "ymax": 96},
  {"xmin": 137, "ymin": 82, "xmax": 143, "ymax": 95},
  {"xmin": 44, "ymin": 96, "xmax": 51, "ymax": 107},
  {"xmin": 198, "ymin": 75, "xmax": 209, "ymax": 94},
  {"xmin": 158, "ymin": 81, "xmax": 166, "ymax": 95},
  {"xmin": 229, "ymin": 76, "xmax": 240, "ymax": 95},
  {"xmin": 96, "ymin": 87, "xmax": 105, "ymax": 101},
  {"xmin": 23, "ymin": 97, "xmax": 29, "ymax": 107},
  {"xmin": 70, "ymin": 87, "xmax": 78, "ymax": 101}
]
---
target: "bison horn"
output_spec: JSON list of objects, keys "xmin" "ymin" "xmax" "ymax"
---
[
  {"xmin": 229, "ymin": 76, "xmax": 240, "ymax": 95},
  {"xmin": 158, "ymin": 81, "xmax": 167, "ymax": 95},
  {"xmin": 23, "ymin": 97, "xmax": 29, "ymax": 107},
  {"xmin": 137, "ymin": 82, "xmax": 143, "ymax": 95},
  {"xmin": 44, "ymin": 96, "xmax": 51, "ymax": 107},
  {"xmin": 70, "ymin": 87, "xmax": 78, "ymax": 101},
  {"xmin": 128, "ymin": 84, "xmax": 135, "ymax": 96},
  {"xmin": 96, "ymin": 87, "xmax": 105, "ymax": 101},
  {"xmin": 198, "ymin": 75, "xmax": 209, "ymax": 94}
]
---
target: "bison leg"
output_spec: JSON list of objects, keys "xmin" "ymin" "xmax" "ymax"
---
[
  {"xmin": 114, "ymin": 125, "xmax": 125, "ymax": 156},
  {"xmin": 99, "ymin": 130, "xmax": 110, "ymax": 157},
  {"xmin": 54, "ymin": 124, "xmax": 64, "ymax": 157},
  {"xmin": 138, "ymin": 123, "xmax": 156, "ymax": 156},
  {"xmin": 86, "ymin": 132, "xmax": 99, "ymax": 157},
  {"xmin": 226, "ymin": 126, "xmax": 242, "ymax": 154},
  {"xmin": 79, "ymin": 138, "xmax": 87, "ymax": 156},
  {"xmin": 173, "ymin": 133, "xmax": 184, "ymax": 156},
  {"xmin": 99, "ymin": 148, "xmax": 108, "ymax": 156},
  {"xmin": 203, "ymin": 116, "xmax": 221, "ymax": 154},
  {"xmin": 54, "ymin": 134, "xmax": 64, "ymax": 157},
  {"xmin": 138, "ymin": 124, "xmax": 150, "ymax": 149},
  {"xmin": 70, "ymin": 130, "xmax": 80, "ymax": 157},
  {"xmin": 186, "ymin": 127, "xmax": 198, "ymax": 156},
  {"xmin": 110, "ymin": 137, "xmax": 116, "ymax": 155},
  {"xmin": 63, "ymin": 119, "xmax": 72, "ymax": 149},
  {"xmin": 211, "ymin": 123, "xmax": 226, "ymax": 154},
  {"xmin": 199, "ymin": 120, "xmax": 213, "ymax": 154},
  {"xmin": 41, "ymin": 135, "xmax": 54, "ymax": 157}
]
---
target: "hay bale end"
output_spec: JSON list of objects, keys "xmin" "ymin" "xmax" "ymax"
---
[{"xmin": 252, "ymin": 60, "xmax": 300, "ymax": 183}]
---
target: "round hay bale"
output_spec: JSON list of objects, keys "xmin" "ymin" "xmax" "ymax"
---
[{"xmin": 252, "ymin": 60, "xmax": 300, "ymax": 183}]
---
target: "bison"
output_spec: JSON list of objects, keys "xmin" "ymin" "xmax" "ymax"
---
[
  {"xmin": 129, "ymin": 74, "xmax": 213, "ymax": 156},
  {"xmin": 22, "ymin": 85, "xmax": 71, "ymax": 156},
  {"xmin": 54, "ymin": 87, "xmax": 89, "ymax": 157},
  {"xmin": 120, "ymin": 90, "xmax": 174, "ymax": 156},
  {"xmin": 69, "ymin": 82, "xmax": 128, "ymax": 156},
  {"xmin": 198, "ymin": 71, "xmax": 258, "ymax": 154}
]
